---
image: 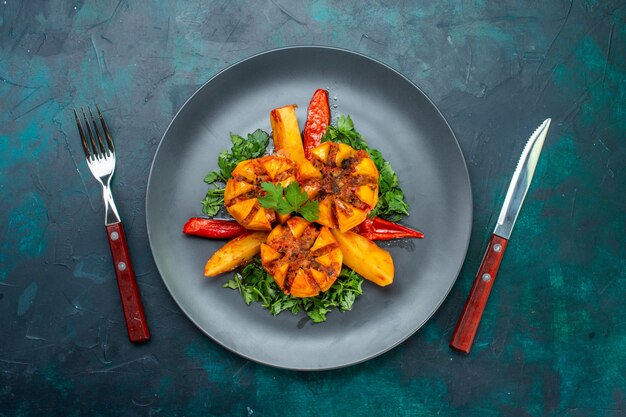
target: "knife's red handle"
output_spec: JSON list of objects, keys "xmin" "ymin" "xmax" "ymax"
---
[
  {"xmin": 450, "ymin": 234, "xmax": 508, "ymax": 353},
  {"xmin": 105, "ymin": 222, "xmax": 151, "ymax": 343}
]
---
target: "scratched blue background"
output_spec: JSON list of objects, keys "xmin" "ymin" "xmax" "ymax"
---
[{"xmin": 1, "ymin": 1, "xmax": 625, "ymax": 416}]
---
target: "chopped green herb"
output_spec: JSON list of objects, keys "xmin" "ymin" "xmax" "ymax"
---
[
  {"xmin": 200, "ymin": 187, "xmax": 225, "ymax": 217},
  {"xmin": 203, "ymin": 171, "xmax": 222, "ymax": 184},
  {"xmin": 301, "ymin": 268, "xmax": 363, "ymax": 322},
  {"xmin": 258, "ymin": 182, "xmax": 319, "ymax": 222},
  {"xmin": 323, "ymin": 115, "xmax": 410, "ymax": 221},
  {"xmin": 223, "ymin": 258, "xmax": 364, "ymax": 323}
]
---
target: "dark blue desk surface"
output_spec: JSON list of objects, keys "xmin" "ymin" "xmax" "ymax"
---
[{"xmin": 1, "ymin": 1, "xmax": 624, "ymax": 415}]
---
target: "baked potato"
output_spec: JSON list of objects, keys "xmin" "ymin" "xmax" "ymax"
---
[
  {"xmin": 330, "ymin": 229, "xmax": 394, "ymax": 286},
  {"xmin": 270, "ymin": 105, "xmax": 305, "ymax": 165},
  {"xmin": 204, "ymin": 232, "xmax": 269, "ymax": 277}
]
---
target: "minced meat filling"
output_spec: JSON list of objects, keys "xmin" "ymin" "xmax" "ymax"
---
[
  {"xmin": 266, "ymin": 224, "xmax": 339, "ymax": 291},
  {"xmin": 309, "ymin": 147, "xmax": 373, "ymax": 210}
]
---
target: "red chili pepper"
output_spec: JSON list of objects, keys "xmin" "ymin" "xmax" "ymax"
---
[
  {"xmin": 184, "ymin": 216, "xmax": 424, "ymax": 241},
  {"xmin": 183, "ymin": 218, "xmax": 249, "ymax": 239},
  {"xmin": 303, "ymin": 89, "xmax": 330, "ymax": 160},
  {"xmin": 355, "ymin": 217, "xmax": 425, "ymax": 241}
]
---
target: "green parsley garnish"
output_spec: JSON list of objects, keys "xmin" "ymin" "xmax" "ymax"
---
[
  {"xmin": 323, "ymin": 115, "xmax": 410, "ymax": 221},
  {"xmin": 224, "ymin": 258, "xmax": 364, "ymax": 323},
  {"xmin": 201, "ymin": 129, "xmax": 270, "ymax": 217},
  {"xmin": 200, "ymin": 187, "xmax": 225, "ymax": 218},
  {"xmin": 258, "ymin": 182, "xmax": 319, "ymax": 222}
]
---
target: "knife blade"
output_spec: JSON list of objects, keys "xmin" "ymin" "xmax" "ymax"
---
[{"xmin": 450, "ymin": 118, "xmax": 552, "ymax": 353}]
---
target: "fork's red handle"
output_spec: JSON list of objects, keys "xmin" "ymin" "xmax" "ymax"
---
[
  {"xmin": 105, "ymin": 222, "xmax": 150, "ymax": 343},
  {"xmin": 450, "ymin": 234, "xmax": 508, "ymax": 353}
]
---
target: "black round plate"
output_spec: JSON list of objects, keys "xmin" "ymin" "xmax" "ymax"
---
[{"xmin": 146, "ymin": 46, "xmax": 472, "ymax": 370}]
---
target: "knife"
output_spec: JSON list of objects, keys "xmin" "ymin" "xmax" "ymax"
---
[{"xmin": 450, "ymin": 119, "xmax": 552, "ymax": 354}]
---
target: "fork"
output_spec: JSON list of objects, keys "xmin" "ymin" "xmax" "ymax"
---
[{"xmin": 74, "ymin": 106, "xmax": 150, "ymax": 343}]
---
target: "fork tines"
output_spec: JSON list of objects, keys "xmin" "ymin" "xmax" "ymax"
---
[{"xmin": 73, "ymin": 105, "xmax": 115, "ymax": 159}]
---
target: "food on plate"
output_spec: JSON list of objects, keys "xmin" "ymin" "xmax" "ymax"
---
[
  {"xmin": 260, "ymin": 217, "xmax": 343, "ymax": 298},
  {"xmin": 224, "ymin": 155, "xmax": 296, "ymax": 231},
  {"xmin": 256, "ymin": 181, "xmax": 319, "ymax": 222},
  {"xmin": 303, "ymin": 89, "xmax": 330, "ymax": 159},
  {"xmin": 270, "ymin": 105, "xmax": 305, "ymax": 165},
  {"xmin": 330, "ymin": 229, "xmax": 394, "ymax": 286},
  {"xmin": 188, "ymin": 89, "xmax": 423, "ymax": 322},
  {"xmin": 183, "ymin": 218, "xmax": 249, "ymax": 239},
  {"xmin": 204, "ymin": 232, "xmax": 269, "ymax": 277},
  {"xmin": 322, "ymin": 115, "xmax": 410, "ymax": 221},
  {"xmin": 298, "ymin": 142, "xmax": 379, "ymax": 232},
  {"xmin": 223, "ymin": 259, "xmax": 364, "ymax": 323},
  {"xmin": 354, "ymin": 216, "xmax": 424, "ymax": 241}
]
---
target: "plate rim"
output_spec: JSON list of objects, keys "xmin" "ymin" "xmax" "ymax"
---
[{"xmin": 145, "ymin": 45, "xmax": 473, "ymax": 370}]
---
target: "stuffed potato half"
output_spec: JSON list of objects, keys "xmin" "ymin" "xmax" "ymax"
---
[
  {"xmin": 260, "ymin": 217, "xmax": 343, "ymax": 298},
  {"xmin": 224, "ymin": 155, "xmax": 295, "ymax": 231},
  {"xmin": 297, "ymin": 142, "xmax": 379, "ymax": 232}
]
